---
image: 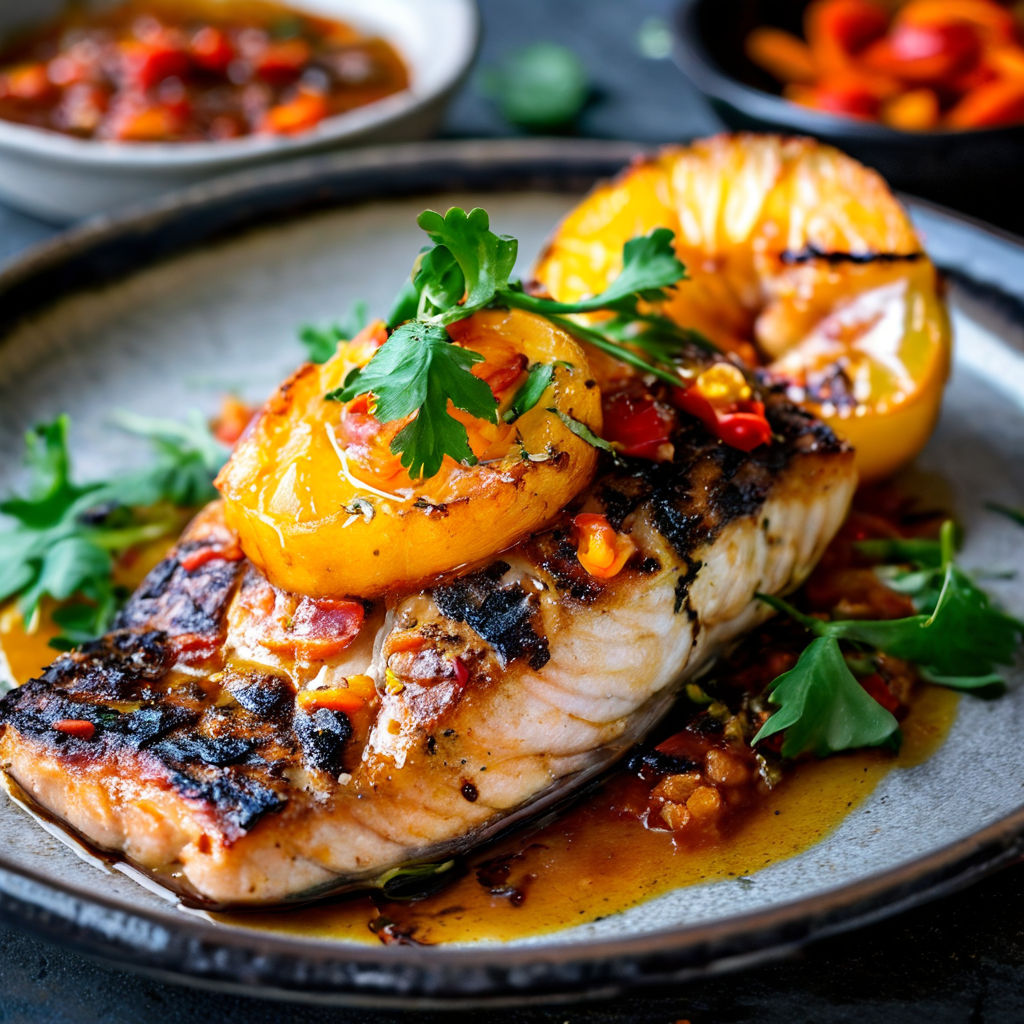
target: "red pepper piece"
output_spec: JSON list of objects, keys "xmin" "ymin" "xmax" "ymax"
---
[
  {"xmin": 190, "ymin": 26, "xmax": 235, "ymax": 74},
  {"xmin": 179, "ymin": 542, "xmax": 243, "ymax": 573},
  {"xmin": 452, "ymin": 658, "xmax": 470, "ymax": 687},
  {"xmin": 602, "ymin": 393, "xmax": 677, "ymax": 460},
  {"xmin": 53, "ymin": 719, "xmax": 96, "ymax": 740},
  {"xmin": 859, "ymin": 673, "xmax": 901, "ymax": 713},
  {"xmin": 673, "ymin": 385, "xmax": 772, "ymax": 453},
  {"xmin": 120, "ymin": 39, "xmax": 190, "ymax": 91}
]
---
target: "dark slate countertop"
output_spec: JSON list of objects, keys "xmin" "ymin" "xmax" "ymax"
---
[{"xmin": 2, "ymin": 1, "xmax": 1023, "ymax": 1020}]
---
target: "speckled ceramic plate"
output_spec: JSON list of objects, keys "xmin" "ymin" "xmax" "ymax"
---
[{"xmin": 0, "ymin": 140, "xmax": 1021, "ymax": 1007}]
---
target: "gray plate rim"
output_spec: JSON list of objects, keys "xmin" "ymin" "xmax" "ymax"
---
[{"xmin": 0, "ymin": 137, "xmax": 1022, "ymax": 1006}]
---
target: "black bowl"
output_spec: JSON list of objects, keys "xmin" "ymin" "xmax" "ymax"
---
[{"xmin": 672, "ymin": 0, "xmax": 1024, "ymax": 226}]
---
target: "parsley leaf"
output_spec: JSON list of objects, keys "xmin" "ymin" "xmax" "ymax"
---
[
  {"xmin": 0, "ymin": 412, "xmax": 227, "ymax": 650},
  {"xmin": 480, "ymin": 43, "xmax": 590, "ymax": 131},
  {"xmin": 761, "ymin": 522, "xmax": 1023, "ymax": 696},
  {"xmin": 503, "ymin": 363, "xmax": 555, "ymax": 423},
  {"xmin": 299, "ymin": 301, "xmax": 369, "ymax": 363},
  {"xmin": 506, "ymin": 228, "xmax": 686, "ymax": 316},
  {"xmin": 415, "ymin": 208, "xmax": 518, "ymax": 320},
  {"xmin": 751, "ymin": 637, "xmax": 900, "ymax": 757},
  {"xmin": 330, "ymin": 322, "xmax": 498, "ymax": 479}
]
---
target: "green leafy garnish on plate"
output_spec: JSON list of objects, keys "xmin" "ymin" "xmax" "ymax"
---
[
  {"xmin": 751, "ymin": 637, "xmax": 901, "ymax": 758},
  {"xmin": 754, "ymin": 520, "xmax": 1023, "ymax": 757},
  {"xmin": 0, "ymin": 412, "xmax": 227, "ymax": 650},
  {"xmin": 299, "ymin": 300, "xmax": 370, "ymax": 364}
]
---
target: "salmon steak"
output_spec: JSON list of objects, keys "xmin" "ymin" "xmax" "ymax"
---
[{"xmin": 0, "ymin": 387, "xmax": 855, "ymax": 907}]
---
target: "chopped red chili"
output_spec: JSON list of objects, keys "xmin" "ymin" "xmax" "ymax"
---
[{"xmin": 52, "ymin": 719, "xmax": 96, "ymax": 739}]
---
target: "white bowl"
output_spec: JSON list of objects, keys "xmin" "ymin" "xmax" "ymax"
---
[{"xmin": 0, "ymin": 0, "xmax": 479, "ymax": 221}]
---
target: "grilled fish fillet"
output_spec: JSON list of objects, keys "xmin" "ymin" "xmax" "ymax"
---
[{"xmin": 0, "ymin": 394, "xmax": 855, "ymax": 907}]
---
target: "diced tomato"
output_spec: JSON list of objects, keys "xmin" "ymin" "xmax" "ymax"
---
[
  {"xmin": 806, "ymin": 0, "xmax": 890, "ymax": 63},
  {"xmin": 106, "ymin": 101, "xmax": 184, "ymax": 141},
  {"xmin": 789, "ymin": 80, "xmax": 883, "ymax": 118},
  {"xmin": 190, "ymin": 26, "xmax": 235, "ymax": 74},
  {"xmin": 47, "ymin": 54, "xmax": 93, "ymax": 88},
  {"xmin": 254, "ymin": 38, "xmax": 312, "ymax": 83},
  {"xmin": 212, "ymin": 395, "xmax": 255, "ymax": 446},
  {"xmin": 573, "ymin": 513, "xmax": 637, "ymax": 580},
  {"xmin": 1, "ymin": 63, "xmax": 55, "ymax": 103},
  {"xmin": 859, "ymin": 672, "xmax": 902, "ymax": 713},
  {"xmin": 863, "ymin": 21, "xmax": 982, "ymax": 84},
  {"xmin": 947, "ymin": 77, "xmax": 1024, "ymax": 127},
  {"xmin": 895, "ymin": 1, "xmax": 1019, "ymax": 46},
  {"xmin": 119, "ymin": 38, "xmax": 190, "ymax": 91},
  {"xmin": 673, "ymin": 382, "xmax": 773, "ymax": 452},
  {"xmin": 261, "ymin": 87, "xmax": 328, "ymax": 134},
  {"xmin": 602, "ymin": 393, "xmax": 676, "ymax": 460}
]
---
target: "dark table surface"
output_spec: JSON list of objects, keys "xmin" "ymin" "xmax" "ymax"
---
[{"xmin": 2, "ymin": 1, "xmax": 1024, "ymax": 1021}]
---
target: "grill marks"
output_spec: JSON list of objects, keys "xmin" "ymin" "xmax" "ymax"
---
[
  {"xmin": 778, "ymin": 245, "xmax": 925, "ymax": 266},
  {"xmin": 0, "ymin": 503, "xmax": 366, "ymax": 840},
  {"xmin": 433, "ymin": 562, "xmax": 550, "ymax": 671},
  {"xmin": 114, "ymin": 512, "xmax": 245, "ymax": 662}
]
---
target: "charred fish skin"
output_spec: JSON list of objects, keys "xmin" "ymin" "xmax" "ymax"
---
[{"xmin": 0, "ymin": 395, "xmax": 855, "ymax": 908}]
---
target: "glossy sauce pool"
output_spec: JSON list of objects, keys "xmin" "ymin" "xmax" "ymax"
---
[{"xmin": 216, "ymin": 685, "xmax": 958, "ymax": 945}]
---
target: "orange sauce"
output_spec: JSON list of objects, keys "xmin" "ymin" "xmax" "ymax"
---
[{"xmin": 216, "ymin": 685, "xmax": 957, "ymax": 945}]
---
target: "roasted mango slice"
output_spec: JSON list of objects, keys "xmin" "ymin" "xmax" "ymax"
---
[
  {"xmin": 217, "ymin": 310, "xmax": 601, "ymax": 597},
  {"xmin": 534, "ymin": 134, "xmax": 952, "ymax": 481}
]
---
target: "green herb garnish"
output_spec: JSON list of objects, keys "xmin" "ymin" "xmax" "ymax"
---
[
  {"xmin": 299, "ymin": 300, "xmax": 369, "ymax": 364},
  {"xmin": 751, "ymin": 637, "xmax": 901, "ymax": 757},
  {"xmin": 0, "ymin": 413, "xmax": 227, "ymax": 650},
  {"xmin": 480, "ymin": 43, "xmax": 590, "ymax": 131},
  {"xmin": 333, "ymin": 207, "xmax": 703, "ymax": 480},
  {"xmin": 754, "ymin": 520, "xmax": 1023, "ymax": 757}
]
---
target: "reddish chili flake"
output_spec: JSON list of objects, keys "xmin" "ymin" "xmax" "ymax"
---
[
  {"xmin": 52, "ymin": 719, "xmax": 96, "ymax": 740},
  {"xmin": 452, "ymin": 658, "xmax": 470, "ymax": 687},
  {"xmin": 860, "ymin": 672, "xmax": 902, "ymax": 713},
  {"xmin": 602, "ymin": 393, "xmax": 677, "ymax": 460},
  {"xmin": 179, "ymin": 542, "xmax": 243, "ymax": 573},
  {"xmin": 673, "ymin": 384, "xmax": 773, "ymax": 453}
]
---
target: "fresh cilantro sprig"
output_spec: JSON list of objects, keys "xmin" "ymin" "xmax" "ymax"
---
[
  {"xmin": 0, "ymin": 413, "xmax": 227, "ymax": 651},
  {"xmin": 753, "ymin": 521, "xmax": 1023, "ymax": 758},
  {"xmin": 299, "ymin": 301, "xmax": 369, "ymax": 364},
  {"xmin": 332, "ymin": 207, "xmax": 706, "ymax": 479},
  {"xmin": 751, "ymin": 637, "xmax": 901, "ymax": 757}
]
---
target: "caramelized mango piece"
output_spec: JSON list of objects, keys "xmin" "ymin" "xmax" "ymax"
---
[
  {"xmin": 534, "ymin": 135, "xmax": 951, "ymax": 482},
  {"xmin": 217, "ymin": 310, "xmax": 601, "ymax": 597}
]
